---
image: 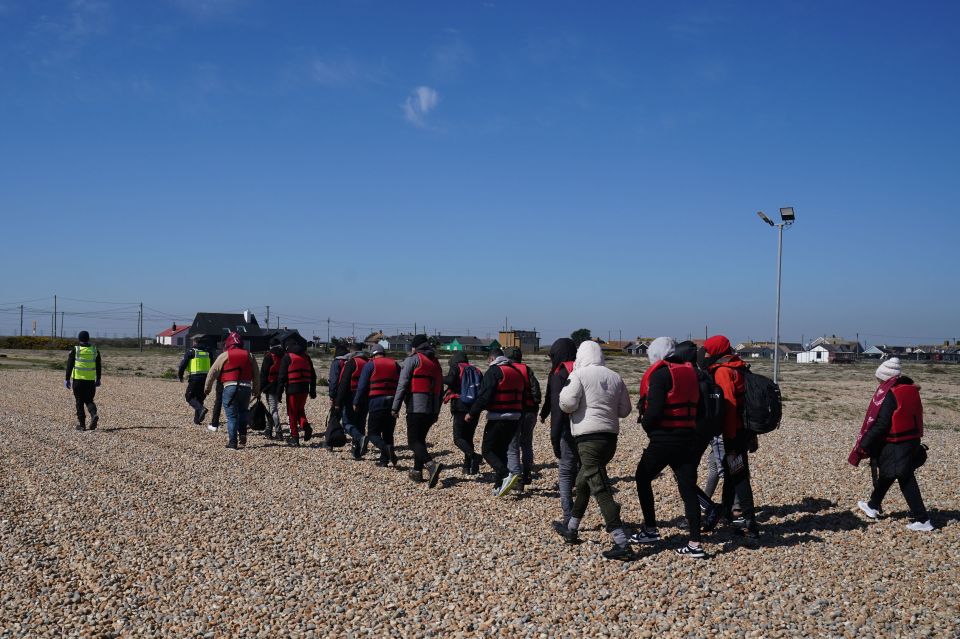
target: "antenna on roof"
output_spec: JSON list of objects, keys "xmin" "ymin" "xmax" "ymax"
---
[{"xmin": 243, "ymin": 309, "xmax": 251, "ymax": 324}]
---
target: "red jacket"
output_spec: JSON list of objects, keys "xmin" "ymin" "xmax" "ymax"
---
[{"xmin": 709, "ymin": 357, "xmax": 747, "ymax": 439}]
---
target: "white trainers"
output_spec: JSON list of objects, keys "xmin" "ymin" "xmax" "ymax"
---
[
  {"xmin": 906, "ymin": 520, "xmax": 934, "ymax": 532},
  {"xmin": 207, "ymin": 424, "xmax": 219, "ymax": 432},
  {"xmin": 496, "ymin": 473, "xmax": 521, "ymax": 498},
  {"xmin": 857, "ymin": 501, "xmax": 880, "ymax": 520}
]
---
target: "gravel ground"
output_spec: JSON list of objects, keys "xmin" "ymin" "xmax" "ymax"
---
[{"xmin": 1, "ymin": 362, "xmax": 958, "ymax": 638}]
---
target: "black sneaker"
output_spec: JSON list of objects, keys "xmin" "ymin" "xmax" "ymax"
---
[
  {"xmin": 522, "ymin": 470, "xmax": 532, "ymax": 486},
  {"xmin": 602, "ymin": 544, "xmax": 638, "ymax": 561},
  {"xmin": 628, "ymin": 528, "xmax": 660, "ymax": 544},
  {"xmin": 88, "ymin": 414, "xmax": 99, "ymax": 430},
  {"xmin": 360, "ymin": 434, "xmax": 369, "ymax": 455},
  {"xmin": 553, "ymin": 521, "xmax": 579, "ymax": 544},
  {"xmin": 676, "ymin": 544, "xmax": 707, "ymax": 559},
  {"xmin": 702, "ymin": 505, "xmax": 720, "ymax": 532},
  {"xmin": 376, "ymin": 458, "xmax": 389, "ymax": 468},
  {"xmin": 470, "ymin": 453, "xmax": 483, "ymax": 475},
  {"xmin": 286, "ymin": 436, "xmax": 300, "ymax": 448},
  {"xmin": 225, "ymin": 441, "xmax": 239, "ymax": 450},
  {"xmin": 303, "ymin": 423, "xmax": 313, "ymax": 442},
  {"xmin": 426, "ymin": 462, "xmax": 443, "ymax": 488},
  {"xmin": 239, "ymin": 433, "xmax": 247, "ymax": 447},
  {"xmin": 408, "ymin": 469, "xmax": 424, "ymax": 483},
  {"xmin": 352, "ymin": 440, "xmax": 363, "ymax": 460},
  {"xmin": 198, "ymin": 407, "xmax": 209, "ymax": 423},
  {"xmin": 75, "ymin": 423, "xmax": 86, "ymax": 431},
  {"xmin": 735, "ymin": 523, "xmax": 760, "ymax": 539}
]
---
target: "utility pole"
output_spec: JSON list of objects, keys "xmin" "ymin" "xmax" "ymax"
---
[
  {"xmin": 327, "ymin": 318, "xmax": 330, "ymax": 344},
  {"xmin": 59, "ymin": 312, "xmax": 64, "ymax": 338},
  {"xmin": 265, "ymin": 305, "xmax": 270, "ymax": 325},
  {"xmin": 705, "ymin": 325, "xmax": 708, "ymax": 340},
  {"xmin": 139, "ymin": 302, "xmax": 143, "ymax": 352},
  {"xmin": 20, "ymin": 305, "xmax": 23, "ymax": 336},
  {"xmin": 53, "ymin": 295, "xmax": 57, "ymax": 337},
  {"xmin": 856, "ymin": 332, "xmax": 860, "ymax": 362}
]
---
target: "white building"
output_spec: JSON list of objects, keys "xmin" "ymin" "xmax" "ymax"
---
[{"xmin": 156, "ymin": 324, "xmax": 190, "ymax": 347}]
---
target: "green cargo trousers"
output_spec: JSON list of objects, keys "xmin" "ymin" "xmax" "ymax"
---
[{"xmin": 572, "ymin": 435, "xmax": 623, "ymax": 532}]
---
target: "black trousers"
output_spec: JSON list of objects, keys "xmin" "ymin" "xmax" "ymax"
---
[
  {"xmin": 184, "ymin": 376, "xmax": 206, "ymax": 422},
  {"xmin": 482, "ymin": 419, "xmax": 519, "ymax": 484},
  {"xmin": 721, "ymin": 448, "xmax": 756, "ymax": 523},
  {"xmin": 406, "ymin": 413, "xmax": 435, "ymax": 471},
  {"xmin": 72, "ymin": 380, "xmax": 97, "ymax": 424},
  {"xmin": 209, "ymin": 381, "xmax": 224, "ymax": 425},
  {"xmin": 635, "ymin": 436, "xmax": 704, "ymax": 543},
  {"xmin": 367, "ymin": 410, "xmax": 397, "ymax": 460},
  {"xmin": 452, "ymin": 410, "xmax": 477, "ymax": 463},
  {"xmin": 870, "ymin": 460, "xmax": 928, "ymax": 522}
]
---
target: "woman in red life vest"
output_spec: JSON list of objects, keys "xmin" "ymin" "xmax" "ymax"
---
[
  {"xmin": 632, "ymin": 337, "xmax": 707, "ymax": 558},
  {"xmin": 853, "ymin": 358, "xmax": 932, "ymax": 531},
  {"xmin": 204, "ymin": 332, "xmax": 260, "ymax": 450},
  {"xmin": 276, "ymin": 338, "xmax": 317, "ymax": 448},
  {"xmin": 391, "ymin": 335, "xmax": 444, "ymax": 487},
  {"xmin": 353, "ymin": 345, "xmax": 401, "ymax": 467}
]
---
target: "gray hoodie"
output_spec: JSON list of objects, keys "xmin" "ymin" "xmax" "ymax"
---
[{"xmin": 391, "ymin": 346, "xmax": 443, "ymax": 415}]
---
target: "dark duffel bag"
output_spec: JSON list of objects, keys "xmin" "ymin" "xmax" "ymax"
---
[{"xmin": 249, "ymin": 398, "xmax": 267, "ymax": 431}]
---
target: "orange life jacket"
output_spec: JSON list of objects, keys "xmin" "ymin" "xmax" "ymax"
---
[
  {"xmin": 410, "ymin": 352, "xmax": 442, "ymax": 395},
  {"xmin": 369, "ymin": 357, "xmax": 399, "ymax": 397},
  {"xmin": 220, "ymin": 348, "xmax": 253, "ymax": 383},
  {"xmin": 887, "ymin": 383, "xmax": 923, "ymax": 443},
  {"xmin": 286, "ymin": 352, "xmax": 312, "ymax": 385},
  {"xmin": 488, "ymin": 364, "xmax": 526, "ymax": 412},
  {"xmin": 639, "ymin": 360, "xmax": 699, "ymax": 429}
]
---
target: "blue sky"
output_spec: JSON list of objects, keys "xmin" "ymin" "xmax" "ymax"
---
[{"xmin": 1, "ymin": 1, "xmax": 958, "ymax": 345}]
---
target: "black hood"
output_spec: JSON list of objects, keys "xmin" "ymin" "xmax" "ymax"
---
[
  {"xmin": 286, "ymin": 342, "xmax": 306, "ymax": 355},
  {"xmin": 449, "ymin": 352, "xmax": 469, "ymax": 367},
  {"xmin": 674, "ymin": 340, "xmax": 698, "ymax": 365},
  {"xmin": 549, "ymin": 338, "xmax": 577, "ymax": 370},
  {"xmin": 506, "ymin": 347, "xmax": 523, "ymax": 363}
]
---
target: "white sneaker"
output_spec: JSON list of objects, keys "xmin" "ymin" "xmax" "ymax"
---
[
  {"xmin": 857, "ymin": 501, "xmax": 880, "ymax": 520},
  {"xmin": 496, "ymin": 473, "xmax": 521, "ymax": 498},
  {"xmin": 906, "ymin": 520, "xmax": 934, "ymax": 532},
  {"xmin": 207, "ymin": 424, "xmax": 219, "ymax": 432}
]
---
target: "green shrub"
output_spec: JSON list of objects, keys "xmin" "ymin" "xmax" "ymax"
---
[
  {"xmin": 160, "ymin": 368, "xmax": 177, "ymax": 379},
  {"xmin": 0, "ymin": 336, "xmax": 73, "ymax": 350}
]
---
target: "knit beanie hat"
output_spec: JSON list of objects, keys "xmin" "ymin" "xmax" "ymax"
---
[
  {"xmin": 876, "ymin": 357, "xmax": 902, "ymax": 382},
  {"xmin": 78, "ymin": 331, "xmax": 90, "ymax": 343},
  {"xmin": 411, "ymin": 334, "xmax": 429, "ymax": 349},
  {"xmin": 647, "ymin": 336, "xmax": 676, "ymax": 365},
  {"xmin": 703, "ymin": 335, "xmax": 732, "ymax": 357}
]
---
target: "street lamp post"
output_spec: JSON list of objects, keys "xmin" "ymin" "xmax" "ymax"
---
[{"xmin": 756, "ymin": 207, "xmax": 796, "ymax": 385}]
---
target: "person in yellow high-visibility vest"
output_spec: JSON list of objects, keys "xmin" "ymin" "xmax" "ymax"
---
[
  {"xmin": 177, "ymin": 336, "xmax": 212, "ymax": 425},
  {"xmin": 64, "ymin": 330, "xmax": 102, "ymax": 431}
]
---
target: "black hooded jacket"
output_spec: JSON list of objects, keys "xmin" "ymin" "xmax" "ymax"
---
[
  {"xmin": 860, "ymin": 376, "xmax": 923, "ymax": 478},
  {"xmin": 277, "ymin": 343, "xmax": 317, "ymax": 398},
  {"xmin": 259, "ymin": 345, "xmax": 285, "ymax": 394},
  {"xmin": 540, "ymin": 338, "xmax": 577, "ymax": 457}
]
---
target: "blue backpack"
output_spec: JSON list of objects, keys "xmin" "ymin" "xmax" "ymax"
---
[{"xmin": 459, "ymin": 364, "xmax": 483, "ymax": 406}]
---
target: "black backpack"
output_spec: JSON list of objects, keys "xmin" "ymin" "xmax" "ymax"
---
[
  {"xmin": 741, "ymin": 368, "xmax": 782, "ymax": 434},
  {"xmin": 249, "ymin": 398, "xmax": 267, "ymax": 431},
  {"xmin": 695, "ymin": 370, "xmax": 725, "ymax": 438}
]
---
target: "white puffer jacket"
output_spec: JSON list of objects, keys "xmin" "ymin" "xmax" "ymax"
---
[{"xmin": 559, "ymin": 341, "xmax": 632, "ymax": 437}]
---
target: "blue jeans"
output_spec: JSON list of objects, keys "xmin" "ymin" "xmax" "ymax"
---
[
  {"xmin": 223, "ymin": 384, "xmax": 251, "ymax": 445},
  {"xmin": 342, "ymin": 405, "xmax": 367, "ymax": 442}
]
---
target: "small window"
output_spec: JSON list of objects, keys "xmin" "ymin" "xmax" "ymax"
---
[
  {"xmin": 177, "ymin": 337, "xmax": 184, "ymax": 346},
  {"xmin": 236, "ymin": 326, "xmax": 247, "ymax": 333}
]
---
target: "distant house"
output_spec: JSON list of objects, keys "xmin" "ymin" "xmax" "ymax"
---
[
  {"xmin": 797, "ymin": 339, "xmax": 862, "ymax": 364},
  {"xmin": 736, "ymin": 341, "xmax": 802, "ymax": 361},
  {"xmin": 442, "ymin": 336, "xmax": 488, "ymax": 353},
  {"xmin": 499, "ymin": 330, "xmax": 540, "ymax": 353},
  {"xmin": 626, "ymin": 341, "xmax": 649, "ymax": 356},
  {"xmin": 382, "ymin": 334, "xmax": 415, "ymax": 353},
  {"xmin": 363, "ymin": 331, "xmax": 386, "ymax": 349},
  {"xmin": 156, "ymin": 324, "xmax": 190, "ymax": 347},
  {"xmin": 187, "ymin": 311, "xmax": 268, "ymax": 352}
]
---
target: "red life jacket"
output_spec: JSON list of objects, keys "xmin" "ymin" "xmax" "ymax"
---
[
  {"xmin": 267, "ymin": 351, "xmax": 283, "ymax": 383},
  {"xmin": 410, "ymin": 352, "xmax": 442, "ymax": 395},
  {"xmin": 640, "ymin": 361, "xmax": 700, "ymax": 429},
  {"xmin": 489, "ymin": 364, "xmax": 526, "ymax": 412},
  {"xmin": 220, "ymin": 348, "xmax": 253, "ymax": 383},
  {"xmin": 552, "ymin": 361, "xmax": 574, "ymax": 376},
  {"xmin": 512, "ymin": 362, "xmax": 536, "ymax": 410},
  {"xmin": 286, "ymin": 352, "xmax": 312, "ymax": 385},
  {"xmin": 338, "ymin": 355, "xmax": 369, "ymax": 392},
  {"xmin": 886, "ymin": 383, "xmax": 923, "ymax": 443},
  {"xmin": 369, "ymin": 357, "xmax": 399, "ymax": 397}
]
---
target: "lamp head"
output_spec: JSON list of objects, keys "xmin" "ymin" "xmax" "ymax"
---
[
  {"xmin": 779, "ymin": 206, "xmax": 796, "ymax": 223},
  {"xmin": 757, "ymin": 211, "xmax": 775, "ymax": 226}
]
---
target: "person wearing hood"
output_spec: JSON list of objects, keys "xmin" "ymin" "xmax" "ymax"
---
[
  {"xmin": 204, "ymin": 332, "xmax": 260, "ymax": 450},
  {"xmin": 539, "ymin": 338, "xmax": 579, "ymax": 525},
  {"xmin": 276, "ymin": 338, "xmax": 318, "ymax": 447},
  {"xmin": 337, "ymin": 350, "xmax": 371, "ymax": 459},
  {"xmin": 443, "ymin": 351, "xmax": 484, "ymax": 475},
  {"xmin": 851, "ymin": 358, "xmax": 932, "ymax": 531},
  {"xmin": 466, "ymin": 348, "xmax": 530, "ymax": 497},
  {"xmin": 554, "ymin": 341, "xmax": 635, "ymax": 561},
  {"xmin": 632, "ymin": 337, "xmax": 708, "ymax": 558},
  {"xmin": 353, "ymin": 345, "xmax": 401, "ymax": 467},
  {"xmin": 698, "ymin": 335, "xmax": 758, "ymax": 538},
  {"xmin": 65, "ymin": 330, "xmax": 102, "ymax": 431},
  {"xmin": 259, "ymin": 337, "xmax": 286, "ymax": 439},
  {"xmin": 177, "ymin": 336, "xmax": 212, "ymax": 426},
  {"xmin": 392, "ymin": 335, "xmax": 444, "ymax": 486},
  {"xmin": 328, "ymin": 343, "xmax": 350, "ymax": 402},
  {"xmin": 505, "ymin": 347, "xmax": 542, "ymax": 490}
]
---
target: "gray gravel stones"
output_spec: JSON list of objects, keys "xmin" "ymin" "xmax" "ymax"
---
[{"xmin": 1, "ymin": 363, "xmax": 958, "ymax": 637}]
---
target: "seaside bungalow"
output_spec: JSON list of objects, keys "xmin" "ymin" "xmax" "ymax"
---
[
  {"xmin": 187, "ymin": 311, "xmax": 268, "ymax": 352},
  {"xmin": 156, "ymin": 324, "xmax": 190, "ymax": 347}
]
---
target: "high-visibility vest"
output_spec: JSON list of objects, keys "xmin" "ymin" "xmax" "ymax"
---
[
  {"xmin": 188, "ymin": 349, "xmax": 211, "ymax": 376},
  {"xmin": 72, "ymin": 345, "xmax": 98, "ymax": 381}
]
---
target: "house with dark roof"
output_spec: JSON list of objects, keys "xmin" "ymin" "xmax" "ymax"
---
[{"xmin": 187, "ymin": 311, "xmax": 268, "ymax": 352}]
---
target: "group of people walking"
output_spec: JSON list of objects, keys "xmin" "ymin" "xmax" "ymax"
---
[{"xmin": 65, "ymin": 328, "xmax": 936, "ymax": 561}]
